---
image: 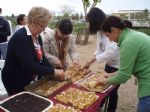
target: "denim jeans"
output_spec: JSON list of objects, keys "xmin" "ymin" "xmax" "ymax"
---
[
  {"xmin": 137, "ymin": 96, "xmax": 150, "ymax": 112},
  {"xmin": 0, "ymin": 42, "xmax": 8, "ymax": 59}
]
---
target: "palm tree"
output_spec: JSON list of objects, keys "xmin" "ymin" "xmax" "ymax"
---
[
  {"xmin": 82, "ymin": 0, "xmax": 102, "ymax": 17},
  {"xmin": 78, "ymin": 0, "xmax": 102, "ymax": 45}
]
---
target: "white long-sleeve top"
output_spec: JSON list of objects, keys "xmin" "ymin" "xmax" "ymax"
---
[{"xmin": 94, "ymin": 31, "xmax": 120, "ymax": 68}]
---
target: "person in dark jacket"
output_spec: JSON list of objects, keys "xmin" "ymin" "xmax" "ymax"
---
[
  {"xmin": 0, "ymin": 8, "xmax": 11, "ymax": 59},
  {"xmin": 2, "ymin": 6, "xmax": 65, "ymax": 95}
]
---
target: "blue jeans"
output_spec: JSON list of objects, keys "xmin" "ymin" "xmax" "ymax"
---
[
  {"xmin": 137, "ymin": 96, "xmax": 150, "ymax": 112},
  {"xmin": 0, "ymin": 42, "xmax": 8, "ymax": 59}
]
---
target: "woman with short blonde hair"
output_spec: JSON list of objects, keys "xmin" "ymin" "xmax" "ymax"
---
[
  {"xmin": 2, "ymin": 6, "xmax": 65, "ymax": 95},
  {"xmin": 27, "ymin": 6, "xmax": 52, "ymax": 26}
]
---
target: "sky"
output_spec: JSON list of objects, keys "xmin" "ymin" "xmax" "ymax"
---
[{"xmin": 0, "ymin": 0, "xmax": 150, "ymax": 16}]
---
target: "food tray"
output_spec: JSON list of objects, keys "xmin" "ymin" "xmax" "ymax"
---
[
  {"xmin": 51, "ymin": 84, "xmax": 99, "ymax": 111},
  {"xmin": 74, "ymin": 72, "xmax": 94, "ymax": 84},
  {"xmin": 1, "ymin": 92, "xmax": 53, "ymax": 112},
  {"xmin": 47, "ymin": 103, "xmax": 81, "ymax": 112},
  {"xmin": 24, "ymin": 76, "xmax": 68, "ymax": 97},
  {"xmin": 76, "ymin": 73, "xmax": 111, "ymax": 93},
  {"xmin": 65, "ymin": 66, "xmax": 92, "ymax": 83}
]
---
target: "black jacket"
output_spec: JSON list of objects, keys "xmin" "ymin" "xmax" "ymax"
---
[
  {"xmin": 2, "ymin": 28, "xmax": 54, "ymax": 95},
  {"xmin": 0, "ymin": 16, "xmax": 11, "ymax": 43}
]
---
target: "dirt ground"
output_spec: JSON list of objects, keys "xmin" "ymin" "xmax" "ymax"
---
[{"xmin": 74, "ymin": 35, "xmax": 138, "ymax": 112}]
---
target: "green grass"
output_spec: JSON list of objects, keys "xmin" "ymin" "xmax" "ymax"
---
[
  {"xmin": 49, "ymin": 22, "xmax": 150, "ymax": 36},
  {"xmin": 49, "ymin": 22, "xmax": 87, "ymax": 34},
  {"xmin": 135, "ymin": 28, "xmax": 150, "ymax": 35}
]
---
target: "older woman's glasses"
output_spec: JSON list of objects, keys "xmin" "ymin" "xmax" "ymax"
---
[{"xmin": 37, "ymin": 23, "xmax": 47, "ymax": 29}]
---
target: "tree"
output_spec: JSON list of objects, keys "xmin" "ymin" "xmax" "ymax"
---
[
  {"xmin": 76, "ymin": 0, "xmax": 102, "ymax": 45},
  {"xmin": 80, "ymin": 12, "xmax": 83, "ymax": 19},
  {"xmin": 60, "ymin": 4, "xmax": 75, "ymax": 18},
  {"xmin": 82, "ymin": 0, "xmax": 102, "ymax": 17},
  {"xmin": 144, "ymin": 9, "xmax": 149, "ymax": 20}
]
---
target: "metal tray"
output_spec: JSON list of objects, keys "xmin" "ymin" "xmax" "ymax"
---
[
  {"xmin": 24, "ymin": 75, "xmax": 69, "ymax": 97},
  {"xmin": 76, "ymin": 73, "xmax": 111, "ymax": 93},
  {"xmin": 51, "ymin": 84, "xmax": 99, "ymax": 111}
]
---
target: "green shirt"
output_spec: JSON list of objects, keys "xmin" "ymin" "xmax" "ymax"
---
[{"xmin": 107, "ymin": 28, "xmax": 150, "ymax": 98}]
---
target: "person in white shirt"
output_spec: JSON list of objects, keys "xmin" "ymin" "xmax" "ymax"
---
[
  {"xmin": 14, "ymin": 14, "xmax": 27, "ymax": 32},
  {"xmin": 93, "ymin": 31, "xmax": 119, "ymax": 69},
  {"xmin": 83, "ymin": 7, "xmax": 119, "ymax": 112}
]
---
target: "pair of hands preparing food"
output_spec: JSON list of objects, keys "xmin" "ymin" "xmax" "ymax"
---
[
  {"xmin": 53, "ymin": 56, "xmax": 80, "ymax": 69},
  {"xmin": 82, "ymin": 55, "xmax": 116, "ymax": 85},
  {"xmin": 52, "ymin": 57, "xmax": 65, "ymax": 80},
  {"xmin": 53, "ymin": 58, "xmax": 82, "ymax": 80}
]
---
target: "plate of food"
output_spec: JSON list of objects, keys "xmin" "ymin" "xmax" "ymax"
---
[
  {"xmin": 77, "ymin": 72, "xmax": 111, "ymax": 93},
  {"xmin": 64, "ymin": 65, "xmax": 92, "ymax": 83},
  {"xmin": 46, "ymin": 103, "xmax": 81, "ymax": 112},
  {"xmin": 25, "ymin": 76, "xmax": 68, "ymax": 97},
  {"xmin": 54, "ymin": 87, "xmax": 99, "ymax": 110},
  {"xmin": 31, "ymin": 81, "xmax": 67, "ymax": 97}
]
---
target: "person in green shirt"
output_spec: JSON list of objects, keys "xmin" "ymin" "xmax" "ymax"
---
[{"xmin": 99, "ymin": 16, "xmax": 150, "ymax": 112}]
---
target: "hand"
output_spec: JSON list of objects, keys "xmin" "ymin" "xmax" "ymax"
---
[
  {"xmin": 83, "ymin": 56, "xmax": 96, "ymax": 69},
  {"xmin": 73, "ymin": 59, "xmax": 80, "ymax": 67},
  {"xmin": 96, "ymin": 76, "xmax": 107, "ymax": 84},
  {"xmin": 82, "ymin": 68, "xmax": 91, "ymax": 75},
  {"xmin": 82, "ymin": 62, "xmax": 91, "ymax": 69},
  {"xmin": 54, "ymin": 69, "xmax": 65, "ymax": 80},
  {"xmin": 103, "ymin": 72, "xmax": 116, "ymax": 78},
  {"xmin": 53, "ymin": 57, "xmax": 63, "ymax": 68}
]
